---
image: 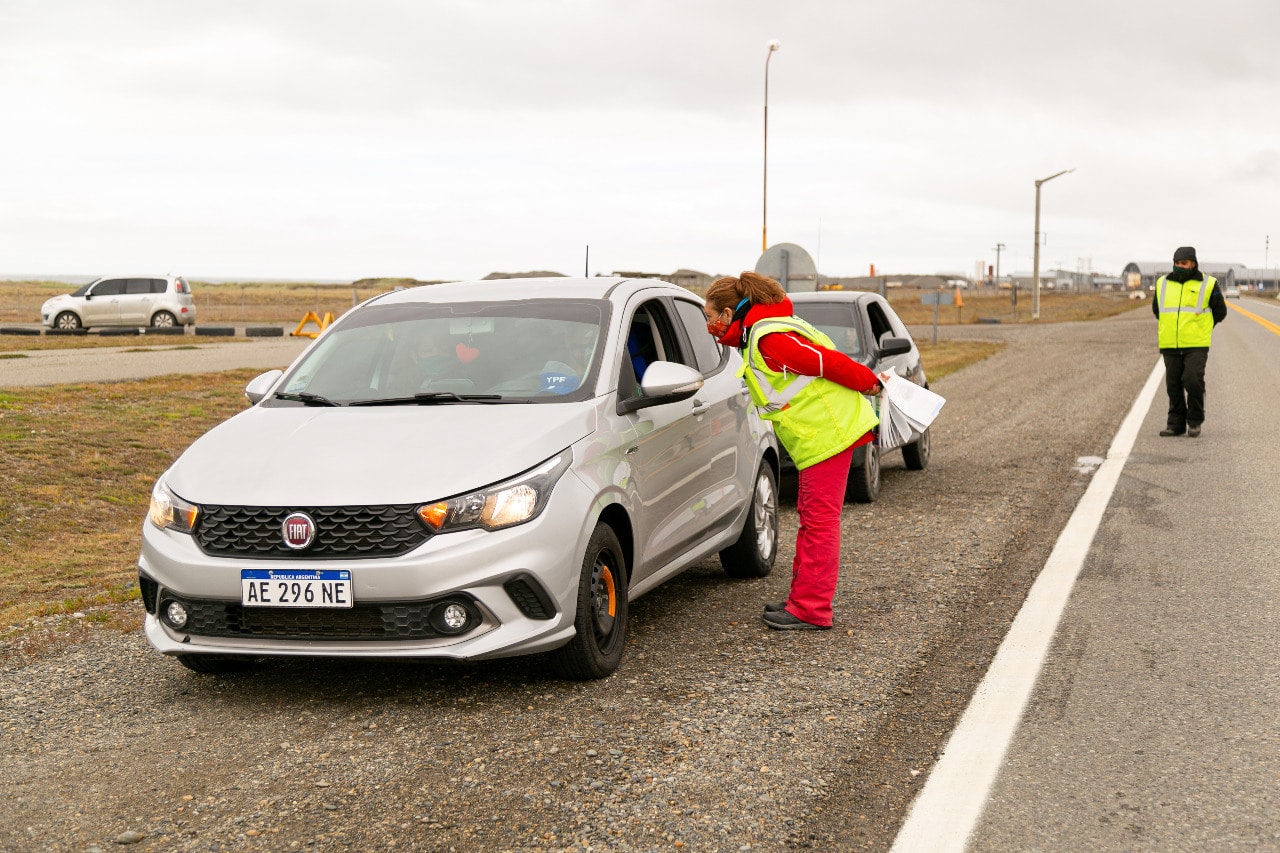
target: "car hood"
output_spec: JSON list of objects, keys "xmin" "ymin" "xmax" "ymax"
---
[{"xmin": 165, "ymin": 403, "xmax": 598, "ymax": 506}]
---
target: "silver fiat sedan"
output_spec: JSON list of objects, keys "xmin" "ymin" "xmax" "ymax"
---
[{"xmin": 138, "ymin": 277, "xmax": 779, "ymax": 679}]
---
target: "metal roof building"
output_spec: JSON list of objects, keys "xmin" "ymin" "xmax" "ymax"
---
[{"xmin": 1121, "ymin": 261, "xmax": 1246, "ymax": 290}]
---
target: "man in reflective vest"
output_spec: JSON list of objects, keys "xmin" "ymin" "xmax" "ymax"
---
[{"xmin": 1152, "ymin": 246, "xmax": 1226, "ymax": 437}]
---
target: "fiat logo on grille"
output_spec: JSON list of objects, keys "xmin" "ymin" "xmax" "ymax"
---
[{"xmin": 281, "ymin": 512, "xmax": 316, "ymax": 550}]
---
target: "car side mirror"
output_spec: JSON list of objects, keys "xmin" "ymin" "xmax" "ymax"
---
[
  {"xmin": 617, "ymin": 361, "xmax": 703, "ymax": 414},
  {"xmin": 878, "ymin": 335, "xmax": 912, "ymax": 357},
  {"xmin": 245, "ymin": 369, "xmax": 284, "ymax": 404}
]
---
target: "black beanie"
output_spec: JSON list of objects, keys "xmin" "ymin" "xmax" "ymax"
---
[{"xmin": 1173, "ymin": 246, "xmax": 1198, "ymax": 264}]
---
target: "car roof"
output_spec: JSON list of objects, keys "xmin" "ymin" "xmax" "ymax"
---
[
  {"xmin": 788, "ymin": 290, "xmax": 879, "ymax": 305},
  {"xmin": 91, "ymin": 274, "xmax": 179, "ymax": 281},
  {"xmin": 368, "ymin": 276, "xmax": 696, "ymax": 306}
]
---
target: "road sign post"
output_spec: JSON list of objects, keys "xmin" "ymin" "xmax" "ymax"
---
[{"xmin": 920, "ymin": 290, "xmax": 954, "ymax": 345}]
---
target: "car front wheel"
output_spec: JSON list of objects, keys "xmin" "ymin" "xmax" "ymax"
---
[
  {"xmin": 902, "ymin": 426, "xmax": 931, "ymax": 470},
  {"xmin": 550, "ymin": 524, "xmax": 629, "ymax": 680},
  {"xmin": 54, "ymin": 311, "xmax": 82, "ymax": 330},
  {"xmin": 847, "ymin": 442, "xmax": 881, "ymax": 503},
  {"xmin": 151, "ymin": 311, "xmax": 177, "ymax": 328},
  {"xmin": 719, "ymin": 461, "xmax": 778, "ymax": 578}
]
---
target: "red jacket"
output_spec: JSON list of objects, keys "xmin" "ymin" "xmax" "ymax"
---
[{"xmin": 715, "ymin": 298, "xmax": 880, "ymax": 447}]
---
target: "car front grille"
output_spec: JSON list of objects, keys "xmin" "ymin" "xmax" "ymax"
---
[
  {"xmin": 178, "ymin": 598, "xmax": 447, "ymax": 641},
  {"xmin": 195, "ymin": 504, "xmax": 429, "ymax": 559}
]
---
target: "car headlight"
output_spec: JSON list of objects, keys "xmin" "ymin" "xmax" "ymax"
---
[
  {"xmin": 417, "ymin": 449, "xmax": 572, "ymax": 533},
  {"xmin": 148, "ymin": 479, "xmax": 200, "ymax": 534}
]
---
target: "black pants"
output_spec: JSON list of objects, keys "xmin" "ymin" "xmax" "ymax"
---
[{"xmin": 1161, "ymin": 347, "xmax": 1209, "ymax": 431}]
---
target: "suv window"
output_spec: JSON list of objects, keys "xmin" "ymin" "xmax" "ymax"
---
[
  {"xmin": 125, "ymin": 278, "xmax": 153, "ymax": 295},
  {"xmin": 150, "ymin": 278, "xmax": 168, "ymax": 294},
  {"xmin": 672, "ymin": 299, "xmax": 726, "ymax": 374},
  {"xmin": 92, "ymin": 279, "xmax": 125, "ymax": 297}
]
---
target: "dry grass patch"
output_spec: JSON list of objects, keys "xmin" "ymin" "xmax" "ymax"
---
[
  {"xmin": 917, "ymin": 340, "xmax": 1005, "ymax": 381},
  {"xmin": 885, "ymin": 289, "xmax": 1147, "ymax": 326},
  {"xmin": 0, "ymin": 370, "xmax": 259, "ymax": 646}
]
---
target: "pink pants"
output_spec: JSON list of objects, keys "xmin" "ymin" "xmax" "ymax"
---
[{"xmin": 785, "ymin": 444, "xmax": 855, "ymax": 626}]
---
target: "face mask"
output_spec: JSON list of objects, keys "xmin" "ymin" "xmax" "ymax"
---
[{"xmin": 706, "ymin": 317, "xmax": 730, "ymax": 338}]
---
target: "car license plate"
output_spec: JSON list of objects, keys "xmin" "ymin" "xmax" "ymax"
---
[{"xmin": 240, "ymin": 569, "xmax": 353, "ymax": 608}]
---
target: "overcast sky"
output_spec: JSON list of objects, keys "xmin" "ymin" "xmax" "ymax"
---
[{"xmin": 3, "ymin": 0, "xmax": 1278, "ymax": 282}]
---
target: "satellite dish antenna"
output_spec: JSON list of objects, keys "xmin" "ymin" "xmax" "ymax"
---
[{"xmin": 754, "ymin": 242, "xmax": 818, "ymax": 292}]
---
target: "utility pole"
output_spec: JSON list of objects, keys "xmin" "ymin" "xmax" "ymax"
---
[{"xmin": 992, "ymin": 242, "xmax": 1005, "ymax": 291}]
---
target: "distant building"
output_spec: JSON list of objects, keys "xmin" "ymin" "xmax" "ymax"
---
[{"xmin": 1121, "ymin": 261, "xmax": 1245, "ymax": 291}]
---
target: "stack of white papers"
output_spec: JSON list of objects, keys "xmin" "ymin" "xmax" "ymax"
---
[{"xmin": 874, "ymin": 371, "xmax": 946, "ymax": 449}]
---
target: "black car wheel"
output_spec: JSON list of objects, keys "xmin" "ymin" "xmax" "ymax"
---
[
  {"xmin": 54, "ymin": 311, "xmax": 81, "ymax": 330},
  {"xmin": 550, "ymin": 524, "xmax": 629, "ymax": 680},
  {"xmin": 902, "ymin": 426, "xmax": 931, "ymax": 471},
  {"xmin": 847, "ymin": 442, "xmax": 881, "ymax": 503},
  {"xmin": 719, "ymin": 461, "xmax": 779, "ymax": 578},
  {"xmin": 151, "ymin": 311, "xmax": 177, "ymax": 328}
]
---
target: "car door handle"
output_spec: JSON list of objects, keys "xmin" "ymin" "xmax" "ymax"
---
[{"xmin": 691, "ymin": 400, "xmax": 709, "ymax": 415}]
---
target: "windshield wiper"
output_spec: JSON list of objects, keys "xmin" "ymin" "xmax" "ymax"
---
[
  {"xmin": 274, "ymin": 391, "xmax": 342, "ymax": 407},
  {"xmin": 350, "ymin": 392, "xmax": 509, "ymax": 406}
]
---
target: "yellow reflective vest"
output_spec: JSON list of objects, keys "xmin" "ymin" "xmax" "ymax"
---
[
  {"xmin": 1156, "ymin": 274, "xmax": 1217, "ymax": 349},
  {"xmin": 737, "ymin": 316, "xmax": 879, "ymax": 470}
]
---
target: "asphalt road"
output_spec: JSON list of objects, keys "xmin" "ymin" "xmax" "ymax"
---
[
  {"xmin": 2, "ymin": 302, "xmax": 1274, "ymax": 851},
  {"xmin": 967, "ymin": 297, "xmax": 1280, "ymax": 852}
]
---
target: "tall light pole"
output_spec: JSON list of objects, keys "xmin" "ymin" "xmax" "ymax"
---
[
  {"xmin": 762, "ymin": 39, "xmax": 780, "ymax": 253},
  {"xmin": 992, "ymin": 242, "xmax": 1005, "ymax": 290},
  {"xmin": 1032, "ymin": 168, "xmax": 1074, "ymax": 320}
]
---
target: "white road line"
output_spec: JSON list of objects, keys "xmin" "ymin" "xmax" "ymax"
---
[{"xmin": 888, "ymin": 358, "xmax": 1165, "ymax": 853}]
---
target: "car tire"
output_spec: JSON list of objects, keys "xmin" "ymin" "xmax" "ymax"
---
[
  {"xmin": 847, "ymin": 442, "xmax": 881, "ymax": 503},
  {"xmin": 151, "ymin": 311, "xmax": 177, "ymax": 328},
  {"xmin": 175, "ymin": 654, "xmax": 256, "ymax": 674},
  {"xmin": 549, "ymin": 524, "xmax": 629, "ymax": 680},
  {"xmin": 54, "ymin": 311, "xmax": 82, "ymax": 331},
  {"xmin": 719, "ymin": 461, "xmax": 779, "ymax": 579},
  {"xmin": 901, "ymin": 426, "xmax": 931, "ymax": 471}
]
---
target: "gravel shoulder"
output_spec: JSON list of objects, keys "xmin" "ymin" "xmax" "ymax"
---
[{"xmin": 0, "ymin": 310, "xmax": 1157, "ymax": 852}]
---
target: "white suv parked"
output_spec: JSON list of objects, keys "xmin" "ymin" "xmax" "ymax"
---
[{"xmin": 41, "ymin": 275, "xmax": 197, "ymax": 330}]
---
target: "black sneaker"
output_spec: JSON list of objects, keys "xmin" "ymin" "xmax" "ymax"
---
[
  {"xmin": 1188, "ymin": 425, "xmax": 1201, "ymax": 437},
  {"xmin": 763, "ymin": 601, "xmax": 787, "ymax": 613},
  {"xmin": 1159, "ymin": 428, "xmax": 1185, "ymax": 437},
  {"xmin": 762, "ymin": 610, "xmax": 830, "ymax": 631}
]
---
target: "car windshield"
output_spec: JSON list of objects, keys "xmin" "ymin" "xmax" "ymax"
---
[
  {"xmin": 272, "ymin": 299, "xmax": 608, "ymax": 405},
  {"xmin": 70, "ymin": 283, "xmax": 94, "ymax": 297},
  {"xmin": 790, "ymin": 302, "xmax": 864, "ymax": 358}
]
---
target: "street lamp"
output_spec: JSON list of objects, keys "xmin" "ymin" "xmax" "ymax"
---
[
  {"xmin": 762, "ymin": 39, "xmax": 780, "ymax": 253},
  {"xmin": 1032, "ymin": 168, "xmax": 1074, "ymax": 320}
]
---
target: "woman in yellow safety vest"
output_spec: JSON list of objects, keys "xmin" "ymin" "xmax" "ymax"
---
[{"xmin": 703, "ymin": 271, "xmax": 882, "ymax": 630}]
